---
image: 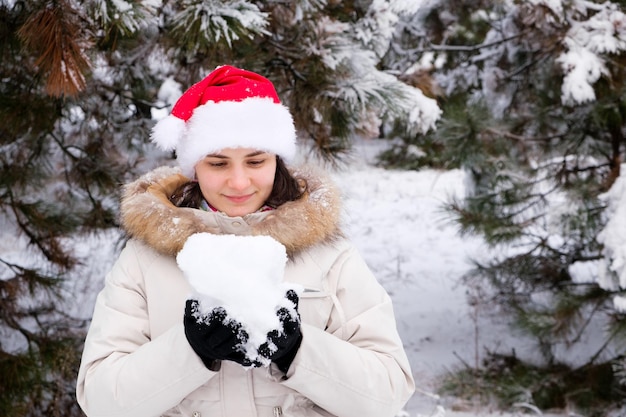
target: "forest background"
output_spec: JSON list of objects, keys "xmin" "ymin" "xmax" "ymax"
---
[{"xmin": 2, "ymin": 0, "xmax": 626, "ymax": 416}]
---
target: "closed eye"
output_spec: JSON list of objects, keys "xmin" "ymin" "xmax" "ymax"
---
[
  {"xmin": 247, "ymin": 159, "xmax": 266, "ymax": 166},
  {"xmin": 206, "ymin": 161, "xmax": 227, "ymax": 168}
]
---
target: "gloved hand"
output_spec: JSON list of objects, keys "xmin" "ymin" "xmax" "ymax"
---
[
  {"xmin": 184, "ymin": 299, "xmax": 260, "ymax": 370},
  {"xmin": 258, "ymin": 289, "xmax": 303, "ymax": 372}
]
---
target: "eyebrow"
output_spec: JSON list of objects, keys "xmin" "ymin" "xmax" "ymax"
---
[{"xmin": 205, "ymin": 151, "xmax": 267, "ymax": 159}]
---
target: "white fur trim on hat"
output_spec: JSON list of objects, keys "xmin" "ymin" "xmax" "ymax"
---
[
  {"xmin": 176, "ymin": 97, "xmax": 296, "ymax": 178},
  {"xmin": 150, "ymin": 114, "xmax": 187, "ymax": 152}
]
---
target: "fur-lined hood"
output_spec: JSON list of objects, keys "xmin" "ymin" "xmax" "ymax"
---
[{"xmin": 119, "ymin": 165, "xmax": 343, "ymax": 258}]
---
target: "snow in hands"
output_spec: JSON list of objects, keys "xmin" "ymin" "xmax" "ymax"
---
[{"xmin": 176, "ymin": 233, "xmax": 302, "ymax": 366}]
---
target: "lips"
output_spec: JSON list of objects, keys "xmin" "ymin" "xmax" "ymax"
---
[{"xmin": 225, "ymin": 193, "xmax": 253, "ymax": 204}]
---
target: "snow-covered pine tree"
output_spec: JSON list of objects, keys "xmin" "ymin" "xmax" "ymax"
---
[
  {"xmin": 256, "ymin": 0, "xmax": 440, "ymax": 159},
  {"xmin": 2, "ymin": 2, "xmax": 89, "ymax": 415},
  {"xmin": 0, "ymin": 0, "xmax": 154, "ymax": 414},
  {"xmin": 381, "ymin": 0, "xmax": 626, "ymax": 413},
  {"xmin": 1, "ymin": 0, "xmax": 439, "ymax": 414}
]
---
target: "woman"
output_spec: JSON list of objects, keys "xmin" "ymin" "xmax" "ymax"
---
[{"xmin": 76, "ymin": 65, "xmax": 415, "ymax": 417}]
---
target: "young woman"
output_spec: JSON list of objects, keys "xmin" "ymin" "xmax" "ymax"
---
[{"xmin": 76, "ymin": 65, "xmax": 415, "ymax": 417}]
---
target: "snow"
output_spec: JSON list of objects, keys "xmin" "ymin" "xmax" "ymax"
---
[
  {"xmin": 557, "ymin": 2, "xmax": 626, "ymax": 105},
  {"xmin": 557, "ymin": 42, "xmax": 607, "ymax": 104},
  {"xmin": 325, "ymin": 140, "xmax": 516, "ymax": 416},
  {"xmin": 318, "ymin": 139, "xmax": 619, "ymax": 417},
  {"xmin": 177, "ymin": 232, "xmax": 300, "ymax": 364},
  {"xmin": 597, "ymin": 163, "xmax": 626, "ymax": 293},
  {"xmin": 528, "ymin": 0, "xmax": 564, "ymax": 18},
  {"xmin": 152, "ymin": 77, "xmax": 182, "ymax": 121},
  {"xmin": 169, "ymin": 1, "xmax": 269, "ymax": 48}
]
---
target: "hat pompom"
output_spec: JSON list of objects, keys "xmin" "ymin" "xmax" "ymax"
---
[{"xmin": 150, "ymin": 115, "xmax": 186, "ymax": 152}]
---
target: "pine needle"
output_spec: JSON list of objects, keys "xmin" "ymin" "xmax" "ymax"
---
[{"xmin": 17, "ymin": 1, "xmax": 90, "ymax": 98}]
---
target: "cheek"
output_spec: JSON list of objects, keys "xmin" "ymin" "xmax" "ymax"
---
[
  {"xmin": 196, "ymin": 174, "xmax": 221, "ymax": 195},
  {"xmin": 261, "ymin": 170, "xmax": 276, "ymax": 191}
]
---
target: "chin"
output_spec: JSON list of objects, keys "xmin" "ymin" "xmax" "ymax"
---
[{"xmin": 225, "ymin": 207, "xmax": 254, "ymax": 217}]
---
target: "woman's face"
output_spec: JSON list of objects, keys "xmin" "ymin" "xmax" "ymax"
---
[{"xmin": 194, "ymin": 147, "xmax": 277, "ymax": 217}]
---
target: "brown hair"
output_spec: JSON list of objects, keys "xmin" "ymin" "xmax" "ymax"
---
[{"xmin": 169, "ymin": 156, "xmax": 306, "ymax": 209}]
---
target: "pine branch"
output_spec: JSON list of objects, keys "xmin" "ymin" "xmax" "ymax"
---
[
  {"xmin": 7, "ymin": 191, "xmax": 77, "ymax": 269},
  {"xmin": 17, "ymin": 1, "xmax": 91, "ymax": 97},
  {"xmin": 395, "ymin": 31, "xmax": 528, "ymax": 56}
]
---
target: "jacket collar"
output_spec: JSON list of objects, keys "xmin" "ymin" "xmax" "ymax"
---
[{"xmin": 119, "ymin": 165, "xmax": 343, "ymax": 258}]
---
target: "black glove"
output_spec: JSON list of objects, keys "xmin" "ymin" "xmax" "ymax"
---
[
  {"xmin": 184, "ymin": 299, "xmax": 260, "ymax": 369},
  {"xmin": 258, "ymin": 289, "xmax": 303, "ymax": 372}
]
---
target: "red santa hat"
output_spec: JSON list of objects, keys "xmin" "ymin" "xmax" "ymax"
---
[{"xmin": 151, "ymin": 65, "xmax": 297, "ymax": 177}]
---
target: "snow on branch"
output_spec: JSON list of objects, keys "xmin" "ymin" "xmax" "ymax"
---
[
  {"xmin": 557, "ymin": 2, "xmax": 626, "ymax": 105},
  {"xmin": 170, "ymin": 0, "xmax": 268, "ymax": 50},
  {"xmin": 597, "ymin": 164, "xmax": 626, "ymax": 307},
  {"xmin": 90, "ymin": 0, "xmax": 155, "ymax": 35}
]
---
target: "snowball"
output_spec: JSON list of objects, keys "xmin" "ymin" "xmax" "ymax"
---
[{"xmin": 176, "ymin": 233, "xmax": 301, "ymax": 363}]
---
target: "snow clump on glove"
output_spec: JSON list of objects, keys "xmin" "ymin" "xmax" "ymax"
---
[{"xmin": 177, "ymin": 232, "xmax": 301, "ymax": 365}]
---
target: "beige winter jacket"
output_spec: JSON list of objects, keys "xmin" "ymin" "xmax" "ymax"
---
[{"xmin": 76, "ymin": 166, "xmax": 415, "ymax": 417}]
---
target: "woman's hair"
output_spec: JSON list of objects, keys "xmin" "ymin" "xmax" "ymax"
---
[{"xmin": 169, "ymin": 156, "xmax": 306, "ymax": 209}]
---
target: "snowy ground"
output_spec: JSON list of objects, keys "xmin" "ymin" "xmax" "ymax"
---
[{"xmin": 327, "ymin": 139, "xmax": 569, "ymax": 417}]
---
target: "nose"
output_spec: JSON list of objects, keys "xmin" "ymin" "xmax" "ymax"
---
[{"xmin": 228, "ymin": 166, "xmax": 251, "ymax": 190}]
